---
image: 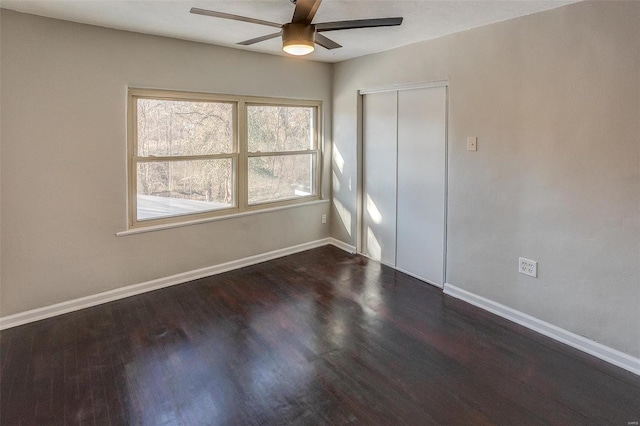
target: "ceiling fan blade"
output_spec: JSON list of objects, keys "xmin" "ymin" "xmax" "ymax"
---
[
  {"xmin": 315, "ymin": 17, "xmax": 403, "ymax": 32},
  {"xmin": 314, "ymin": 33, "xmax": 341, "ymax": 50},
  {"xmin": 190, "ymin": 7, "xmax": 282, "ymax": 29},
  {"xmin": 237, "ymin": 32, "xmax": 283, "ymax": 46},
  {"xmin": 291, "ymin": 0, "xmax": 322, "ymax": 24}
]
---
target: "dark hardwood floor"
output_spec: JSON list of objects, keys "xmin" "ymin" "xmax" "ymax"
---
[{"xmin": 1, "ymin": 246, "xmax": 639, "ymax": 425}]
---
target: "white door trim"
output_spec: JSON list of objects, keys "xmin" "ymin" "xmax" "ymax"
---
[{"xmin": 359, "ymin": 80, "xmax": 449, "ymax": 95}]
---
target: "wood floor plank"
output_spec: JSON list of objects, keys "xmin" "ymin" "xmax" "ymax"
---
[{"xmin": 1, "ymin": 246, "xmax": 639, "ymax": 425}]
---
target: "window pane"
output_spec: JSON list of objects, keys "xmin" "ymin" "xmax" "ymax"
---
[
  {"xmin": 247, "ymin": 105, "xmax": 314, "ymax": 152},
  {"xmin": 248, "ymin": 154, "xmax": 315, "ymax": 205},
  {"xmin": 137, "ymin": 159, "xmax": 234, "ymax": 221},
  {"xmin": 137, "ymin": 99, "xmax": 233, "ymax": 156}
]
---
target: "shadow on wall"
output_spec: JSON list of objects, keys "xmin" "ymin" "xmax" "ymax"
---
[
  {"xmin": 330, "ymin": 136, "xmax": 387, "ymax": 259},
  {"xmin": 331, "ymin": 143, "xmax": 352, "ymax": 239}
]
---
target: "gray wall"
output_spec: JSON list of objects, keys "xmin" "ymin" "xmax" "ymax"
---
[
  {"xmin": 0, "ymin": 10, "xmax": 333, "ymax": 316},
  {"xmin": 331, "ymin": 1, "xmax": 640, "ymax": 357}
]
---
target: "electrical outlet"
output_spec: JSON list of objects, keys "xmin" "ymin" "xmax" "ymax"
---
[
  {"xmin": 519, "ymin": 257, "xmax": 537, "ymax": 278},
  {"xmin": 321, "ymin": 213, "xmax": 327, "ymax": 224}
]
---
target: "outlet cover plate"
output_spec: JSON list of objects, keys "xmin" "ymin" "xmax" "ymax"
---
[
  {"xmin": 519, "ymin": 257, "xmax": 537, "ymax": 277},
  {"xmin": 467, "ymin": 136, "xmax": 477, "ymax": 151}
]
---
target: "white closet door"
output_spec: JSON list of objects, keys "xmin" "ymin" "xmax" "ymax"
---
[
  {"xmin": 362, "ymin": 91, "xmax": 397, "ymax": 265},
  {"xmin": 396, "ymin": 86, "xmax": 446, "ymax": 286}
]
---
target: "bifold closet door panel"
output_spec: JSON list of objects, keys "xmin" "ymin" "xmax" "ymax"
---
[
  {"xmin": 362, "ymin": 92, "xmax": 397, "ymax": 265},
  {"xmin": 396, "ymin": 87, "xmax": 446, "ymax": 286}
]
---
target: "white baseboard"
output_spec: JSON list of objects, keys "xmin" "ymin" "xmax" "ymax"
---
[
  {"xmin": 444, "ymin": 283, "xmax": 640, "ymax": 376},
  {"xmin": 0, "ymin": 237, "xmax": 355, "ymax": 330},
  {"xmin": 328, "ymin": 237, "xmax": 356, "ymax": 254}
]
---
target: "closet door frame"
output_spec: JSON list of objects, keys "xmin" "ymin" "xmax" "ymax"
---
[{"xmin": 357, "ymin": 80, "xmax": 449, "ymax": 287}]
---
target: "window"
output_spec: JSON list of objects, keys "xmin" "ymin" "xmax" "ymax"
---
[
  {"xmin": 247, "ymin": 104, "xmax": 317, "ymax": 205},
  {"xmin": 128, "ymin": 89, "xmax": 321, "ymax": 229}
]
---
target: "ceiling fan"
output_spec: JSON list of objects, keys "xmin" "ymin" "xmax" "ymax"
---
[{"xmin": 190, "ymin": 0, "xmax": 403, "ymax": 56}]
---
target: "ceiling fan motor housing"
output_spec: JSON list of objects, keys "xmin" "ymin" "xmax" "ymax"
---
[{"xmin": 282, "ymin": 23, "xmax": 316, "ymax": 50}]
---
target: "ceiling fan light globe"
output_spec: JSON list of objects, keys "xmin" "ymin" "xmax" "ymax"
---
[{"xmin": 283, "ymin": 43, "xmax": 315, "ymax": 55}]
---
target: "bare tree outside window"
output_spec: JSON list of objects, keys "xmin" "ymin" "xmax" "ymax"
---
[
  {"xmin": 128, "ymin": 89, "xmax": 321, "ymax": 229},
  {"xmin": 247, "ymin": 105, "xmax": 316, "ymax": 205},
  {"xmin": 135, "ymin": 99, "xmax": 235, "ymax": 220}
]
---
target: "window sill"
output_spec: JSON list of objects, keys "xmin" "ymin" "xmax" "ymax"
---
[{"xmin": 116, "ymin": 198, "xmax": 330, "ymax": 236}]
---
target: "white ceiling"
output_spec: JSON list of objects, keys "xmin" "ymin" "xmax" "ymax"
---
[{"xmin": 1, "ymin": 0, "xmax": 579, "ymax": 63}]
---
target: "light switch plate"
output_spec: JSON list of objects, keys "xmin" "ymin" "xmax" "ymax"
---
[{"xmin": 467, "ymin": 137, "xmax": 477, "ymax": 151}]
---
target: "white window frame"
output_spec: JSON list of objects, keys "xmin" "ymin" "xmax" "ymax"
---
[{"xmin": 127, "ymin": 88, "xmax": 322, "ymax": 230}]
